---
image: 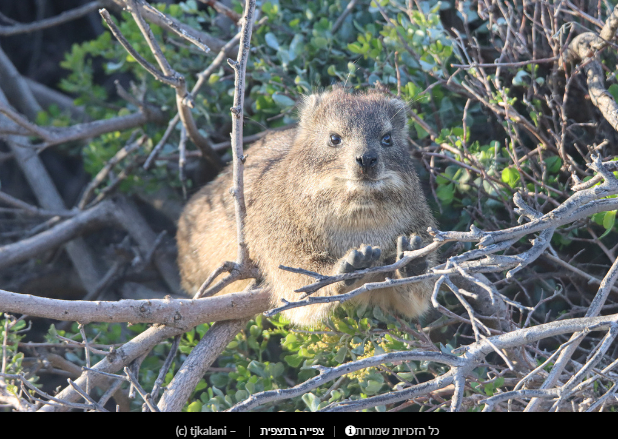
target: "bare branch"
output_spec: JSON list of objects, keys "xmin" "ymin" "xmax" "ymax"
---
[
  {"xmin": 99, "ymin": 8, "xmax": 179, "ymax": 87},
  {"xmin": 332, "ymin": 0, "xmax": 359, "ymax": 34},
  {"xmin": 322, "ymin": 314, "xmax": 618, "ymax": 412},
  {"xmin": 158, "ymin": 319, "xmax": 246, "ymax": 411},
  {"xmin": 78, "ymin": 135, "xmax": 146, "ymax": 209},
  {"xmin": 149, "ymin": 335, "xmax": 180, "ymax": 405},
  {"xmin": 566, "ymin": 5, "xmax": 618, "ymax": 131},
  {"xmin": 228, "ymin": 0, "xmax": 257, "ymax": 269},
  {"xmin": 198, "ymin": 0, "xmax": 242, "ymax": 23},
  {"xmin": 451, "ymin": 56, "xmax": 559, "ymax": 69},
  {"xmin": 230, "ymin": 350, "xmax": 465, "ymax": 412},
  {"xmin": 106, "ymin": 0, "xmax": 229, "ymax": 53},
  {"xmin": 0, "ymin": 288, "xmax": 269, "ymax": 326},
  {"xmin": 139, "ymin": 1, "xmax": 210, "ymax": 52},
  {"xmin": 0, "ymin": 2, "xmax": 102, "ymax": 36},
  {"xmin": 0, "ymin": 201, "xmax": 114, "ymax": 271},
  {"xmin": 123, "ymin": 366, "xmax": 159, "ymax": 412},
  {"xmin": 193, "ymin": 0, "xmax": 259, "ymax": 299},
  {"xmin": 0, "ymin": 191, "xmax": 75, "ymax": 218},
  {"xmin": 100, "ymin": 4, "xmax": 223, "ymax": 169},
  {"xmin": 0, "ymin": 97, "xmax": 165, "ymax": 149},
  {"xmin": 526, "ymin": 249, "xmax": 618, "ymax": 411}
]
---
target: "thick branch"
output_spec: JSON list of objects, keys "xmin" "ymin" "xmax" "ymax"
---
[
  {"xmin": 0, "ymin": 201, "xmax": 114, "ymax": 270},
  {"xmin": 567, "ymin": 5, "xmax": 618, "ymax": 132},
  {"xmin": 0, "ymin": 46, "xmax": 42, "ymax": 119},
  {"xmin": 0, "ymin": 288, "xmax": 269, "ymax": 326},
  {"xmin": 158, "ymin": 319, "xmax": 246, "ymax": 411}
]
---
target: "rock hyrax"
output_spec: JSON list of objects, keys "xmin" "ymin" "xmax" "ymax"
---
[{"xmin": 177, "ymin": 87, "xmax": 437, "ymax": 327}]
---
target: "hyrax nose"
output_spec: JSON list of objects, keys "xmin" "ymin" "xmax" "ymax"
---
[{"xmin": 356, "ymin": 151, "xmax": 378, "ymax": 173}]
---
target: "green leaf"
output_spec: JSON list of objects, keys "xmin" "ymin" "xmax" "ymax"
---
[
  {"xmin": 603, "ymin": 210, "xmax": 616, "ymax": 230},
  {"xmin": 592, "ymin": 212, "xmax": 605, "ymax": 226},
  {"xmin": 484, "ymin": 383, "xmax": 495, "ymax": 396},
  {"xmin": 187, "ymin": 401, "xmax": 203, "ymax": 412},
  {"xmin": 364, "ymin": 380, "xmax": 383, "ymax": 394},
  {"xmin": 334, "ymin": 347, "xmax": 347, "ymax": 363},
  {"xmin": 335, "ymin": 320, "xmax": 356, "ymax": 335},
  {"xmin": 609, "ymin": 84, "xmax": 618, "ymax": 102},
  {"xmin": 372, "ymin": 306, "xmax": 388, "ymax": 322},
  {"xmin": 600, "ymin": 210, "xmax": 616, "ymax": 239},
  {"xmin": 302, "ymin": 392, "xmax": 320, "ymax": 411},
  {"xmin": 247, "ymin": 360, "xmax": 268, "ymax": 378},
  {"xmin": 288, "ymin": 34, "xmax": 304, "ymax": 61},
  {"xmin": 544, "ymin": 156, "xmax": 562, "ymax": 173},
  {"xmin": 436, "ymin": 183, "xmax": 455, "ymax": 204},
  {"xmin": 272, "ymin": 93, "xmax": 295, "ymax": 107},
  {"xmin": 413, "ymin": 121, "xmax": 429, "ymax": 139},
  {"xmin": 235, "ymin": 389, "xmax": 248, "ymax": 402},
  {"xmin": 195, "ymin": 379, "xmax": 208, "ymax": 392},
  {"xmin": 501, "ymin": 167, "xmax": 520, "ymax": 188},
  {"xmin": 347, "ymin": 42, "xmax": 363, "ymax": 54},
  {"xmin": 210, "ymin": 373, "xmax": 228, "ymax": 388},
  {"xmin": 5, "ymin": 384, "xmax": 18, "ymax": 396},
  {"xmin": 312, "ymin": 36, "xmax": 328, "ymax": 49},
  {"xmin": 270, "ymin": 362, "xmax": 285, "ymax": 378},
  {"xmin": 512, "ymin": 70, "xmax": 529, "ymax": 86},
  {"xmin": 245, "ymin": 381, "xmax": 256, "ymax": 394},
  {"xmin": 265, "ymin": 32, "xmax": 280, "ymax": 50},
  {"xmin": 284, "ymin": 354, "xmax": 303, "ymax": 367},
  {"xmin": 196, "ymin": 323, "xmax": 209, "ymax": 338},
  {"xmin": 249, "ymin": 324, "xmax": 261, "ymax": 338}
]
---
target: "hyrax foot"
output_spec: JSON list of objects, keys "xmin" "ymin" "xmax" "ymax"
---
[
  {"xmin": 396, "ymin": 234, "xmax": 428, "ymax": 278},
  {"xmin": 338, "ymin": 245, "xmax": 381, "ymax": 286}
]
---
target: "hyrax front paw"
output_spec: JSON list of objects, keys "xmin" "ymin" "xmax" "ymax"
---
[
  {"xmin": 396, "ymin": 234, "xmax": 428, "ymax": 278},
  {"xmin": 338, "ymin": 245, "xmax": 381, "ymax": 286}
]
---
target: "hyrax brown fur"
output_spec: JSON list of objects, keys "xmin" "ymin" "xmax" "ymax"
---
[{"xmin": 177, "ymin": 87, "xmax": 437, "ymax": 327}]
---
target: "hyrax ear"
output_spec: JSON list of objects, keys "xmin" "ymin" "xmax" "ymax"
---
[
  {"xmin": 388, "ymin": 98, "xmax": 409, "ymax": 129},
  {"xmin": 297, "ymin": 93, "xmax": 323, "ymax": 126}
]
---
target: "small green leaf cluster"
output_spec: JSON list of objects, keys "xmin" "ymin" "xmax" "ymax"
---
[
  {"xmin": 0, "ymin": 317, "xmax": 29, "ymax": 397},
  {"xmin": 188, "ymin": 304, "xmax": 457, "ymax": 412},
  {"xmin": 590, "ymin": 160, "xmax": 618, "ymax": 239}
]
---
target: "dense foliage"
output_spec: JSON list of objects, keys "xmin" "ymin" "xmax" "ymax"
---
[{"xmin": 4, "ymin": 0, "xmax": 618, "ymax": 412}]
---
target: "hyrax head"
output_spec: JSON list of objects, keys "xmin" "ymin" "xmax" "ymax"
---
[{"xmin": 291, "ymin": 88, "xmax": 414, "ymax": 203}]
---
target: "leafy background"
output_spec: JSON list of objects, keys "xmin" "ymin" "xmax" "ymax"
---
[{"xmin": 2, "ymin": 0, "xmax": 618, "ymax": 411}]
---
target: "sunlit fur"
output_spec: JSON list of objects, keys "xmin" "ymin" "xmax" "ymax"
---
[{"xmin": 177, "ymin": 88, "xmax": 437, "ymax": 327}]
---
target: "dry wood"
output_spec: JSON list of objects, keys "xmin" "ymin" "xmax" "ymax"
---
[{"xmin": 0, "ymin": 288, "xmax": 269, "ymax": 326}]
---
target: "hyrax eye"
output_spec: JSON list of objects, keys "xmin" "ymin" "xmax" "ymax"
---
[
  {"xmin": 381, "ymin": 133, "xmax": 393, "ymax": 147},
  {"xmin": 329, "ymin": 134, "xmax": 342, "ymax": 146}
]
